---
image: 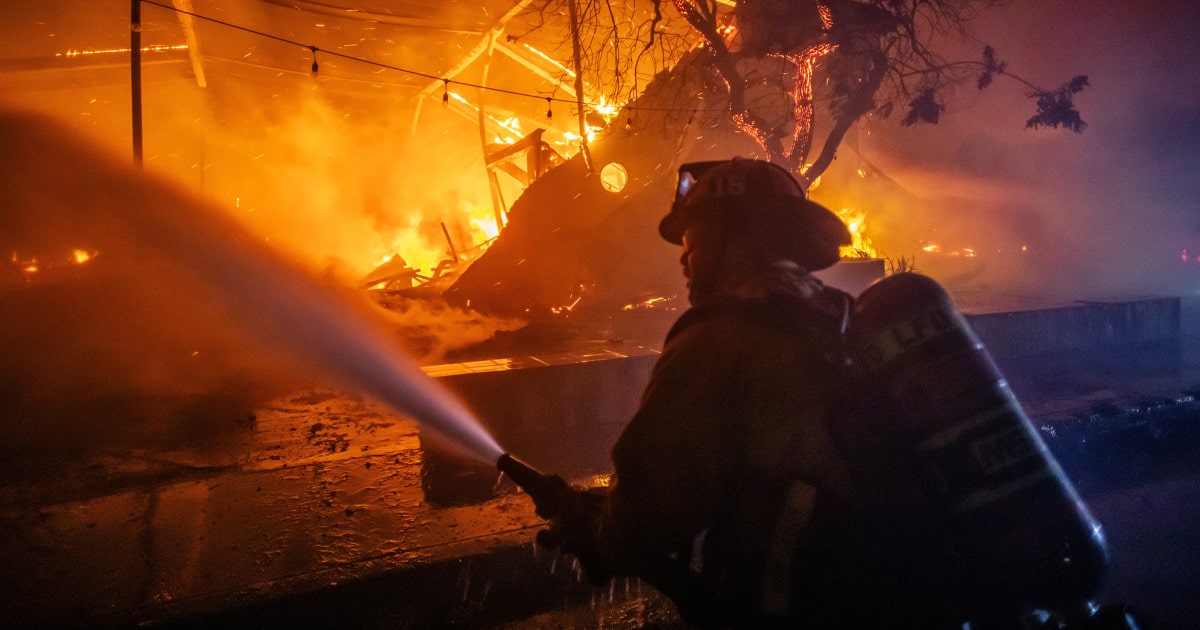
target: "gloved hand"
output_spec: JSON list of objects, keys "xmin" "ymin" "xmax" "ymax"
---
[{"xmin": 534, "ymin": 483, "xmax": 613, "ymax": 586}]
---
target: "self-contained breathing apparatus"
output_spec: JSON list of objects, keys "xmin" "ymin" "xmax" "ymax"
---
[
  {"xmin": 499, "ymin": 158, "xmax": 1133, "ymax": 629},
  {"xmin": 499, "ymin": 271, "xmax": 1126, "ymax": 628},
  {"xmin": 831, "ymin": 271, "xmax": 1114, "ymax": 627}
]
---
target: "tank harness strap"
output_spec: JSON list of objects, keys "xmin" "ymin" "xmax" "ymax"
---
[
  {"xmin": 664, "ymin": 286, "xmax": 853, "ymax": 345},
  {"xmin": 759, "ymin": 481, "xmax": 819, "ymax": 617}
]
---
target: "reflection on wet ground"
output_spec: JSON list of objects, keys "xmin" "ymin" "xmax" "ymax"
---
[
  {"xmin": 0, "ymin": 389, "xmax": 542, "ymax": 626},
  {"xmin": 5, "ymin": 357, "xmax": 1200, "ymax": 628}
]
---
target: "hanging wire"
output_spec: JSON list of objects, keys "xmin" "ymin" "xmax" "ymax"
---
[{"xmin": 135, "ymin": 0, "xmax": 727, "ymax": 114}]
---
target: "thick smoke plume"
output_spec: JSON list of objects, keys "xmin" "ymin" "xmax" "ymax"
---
[
  {"xmin": 0, "ymin": 109, "xmax": 506, "ymax": 470},
  {"xmin": 841, "ymin": 0, "xmax": 1200, "ymax": 307}
]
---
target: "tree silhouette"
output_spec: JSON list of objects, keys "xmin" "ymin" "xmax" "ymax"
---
[
  {"xmin": 444, "ymin": 1, "xmax": 1088, "ymax": 316},
  {"xmin": 514, "ymin": 1, "xmax": 1087, "ymax": 181},
  {"xmin": 656, "ymin": 1, "xmax": 1087, "ymax": 184}
]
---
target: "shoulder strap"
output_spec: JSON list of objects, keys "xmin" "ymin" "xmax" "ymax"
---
[{"xmin": 665, "ymin": 287, "xmax": 853, "ymax": 346}]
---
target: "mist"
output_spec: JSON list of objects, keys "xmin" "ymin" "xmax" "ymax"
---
[
  {"xmin": 0, "ymin": 109, "xmax": 509, "ymax": 469},
  {"xmin": 0, "ymin": 0, "xmax": 515, "ymax": 279},
  {"xmin": 4, "ymin": 0, "xmax": 1200, "ymax": 467},
  {"xmin": 845, "ymin": 0, "xmax": 1200, "ymax": 305}
]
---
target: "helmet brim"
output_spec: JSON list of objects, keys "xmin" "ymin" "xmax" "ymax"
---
[
  {"xmin": 658, "ymin": 196, "xmax": 848, "ymax": 248},
  {"xmin": 657, "ymin": 209, "xmax": 691, "ymax": 245}
]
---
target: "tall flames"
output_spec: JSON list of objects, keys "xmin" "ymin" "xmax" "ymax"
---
[
  {"xmin": 8, "ymin": 246, "xmax": 97, "ymax": 283},
  {"xmin": 837, "ymin": 207, "xmax": 876, "ymax": 259}
]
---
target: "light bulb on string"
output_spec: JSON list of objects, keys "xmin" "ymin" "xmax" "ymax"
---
[
  {"xmin": 121, "ymin": 1, "xmax": 736, "ymax": 121},
  {"xmin": 442, "ymin": 79, "xmax": 449, "ymax": 107}
]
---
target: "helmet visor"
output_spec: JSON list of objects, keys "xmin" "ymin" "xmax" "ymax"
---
[
  {"xmin": 660, "ymin": 160, "xmax": 742, "ymax": 244},
  {"xmin": 672, "ymin": 161, "xmax": 727, "ymax": 210}
]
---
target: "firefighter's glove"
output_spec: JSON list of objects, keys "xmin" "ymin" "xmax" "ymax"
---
[{"xmin": 535, "ymin": 484, "xmax": 613, "ymax": 586}]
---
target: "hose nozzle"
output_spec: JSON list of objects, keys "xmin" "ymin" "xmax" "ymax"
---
[{"xmin": 497, "ymin": 453, "xmax": 572, "ymax": 519}]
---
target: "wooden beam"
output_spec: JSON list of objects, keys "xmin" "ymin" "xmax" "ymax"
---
[
  {"xmin": 260, "ymin": 0, "xmax": 485, "ymax": 35},
  {"xmin": 493, "ymin": 39, "xmax": 575, "ymax": 99},
  {"xmin": 172, "ymin": 0, "xmax": 207, "ymax": 88},
  {"xmin": 410, "ymin": 0, "xmax": 539, "ymax": 134}
]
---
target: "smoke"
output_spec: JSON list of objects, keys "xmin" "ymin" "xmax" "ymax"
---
[
  {"xmin": 1, "ymin": 115, "xmax": 300, "ymax": 464},
  {"xmin": 844, "ymin": 0, "xmax": 1200, "ymax": 305},
  {"xmin": 0, "ymin": 109, "xmax": 507, "ymax": 470},
  {"xmin": 196, "ymin": 94, "xmax": 503, "ymax": 278},
  {"xmin": 371, "ymin": 297, "xmax": 526, "ymax": 364},
  {"xmin": 0, "ymin": 0, "xmax": 508, "ymax": 279},
  {"xmin": 0, "ymin": 3, "xmax": 535, "ymax": 470}
]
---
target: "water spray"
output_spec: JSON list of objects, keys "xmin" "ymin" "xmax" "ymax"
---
[{"xmin": 0, "ymin": 108, "xmax": 505, "ymax": 464}]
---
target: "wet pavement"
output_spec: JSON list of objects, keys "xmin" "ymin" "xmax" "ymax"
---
[
  {"xmin": 0, "ymin": 390, "xmax": 545, "ymax": 627},
  {"xmin": 5, "ymin": 342, "xmax": 1200, "ymax": 628}
]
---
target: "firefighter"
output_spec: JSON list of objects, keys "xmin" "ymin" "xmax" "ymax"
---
[
  {"xmin": 538, "ymin": 158, "xmax": 941, "ymax": 628},
  {"xmin": 527, "ymin": 157, "xmax": 1138, "ymax": 629}
]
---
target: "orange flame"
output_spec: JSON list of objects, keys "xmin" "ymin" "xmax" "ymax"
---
[{"xmin": 838, "ymin": 207, "xmax": 877, "ymax": 258}]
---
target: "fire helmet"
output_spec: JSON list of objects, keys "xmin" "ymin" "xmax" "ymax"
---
[{"xmin": 658, "ymin": 158, "xmax": 851, "ymax": 271}]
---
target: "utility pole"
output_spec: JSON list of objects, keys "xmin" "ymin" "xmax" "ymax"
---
[{"xmin": 131, "ymin": 0, "xmax": 143, "ymax": 167}]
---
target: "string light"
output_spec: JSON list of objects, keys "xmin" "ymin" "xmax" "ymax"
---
[
  {"xmin": 135, "ymin": 0, "xmax": 726, "ymax": 115},
  {"xmin": 441, "ymin": 79, "xmax": 449, "ymax": 107},
  {"xmin": 545, "ymin": 97, "xmax": 553, "ymax": 119}
]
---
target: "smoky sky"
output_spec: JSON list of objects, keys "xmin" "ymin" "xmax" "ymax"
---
[
  {"xmin": 854, "ymin": 0, "xmax": 1200, "ymax": 302},
  {"xmin": 4, "ymin": 0, "xmax": 1199, "ymax": 310}
]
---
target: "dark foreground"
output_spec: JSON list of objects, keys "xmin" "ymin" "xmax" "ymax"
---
[
  {"xmin": 4, "ymin": 365, "xmax": 1200, "ymax": 629},
  {"xmin": 166, "ymin": 412, "xmax": 1200, "ymax": 630}
]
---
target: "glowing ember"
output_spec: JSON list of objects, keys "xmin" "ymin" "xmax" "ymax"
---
[
  {"xmin": 922, "ymin": 242, "xmax": 977, "ymax": 257},
  {"xmin": 57, "ymin": 44, "xmax": 188, "ymax": 58},
  {"xmin": 818, "ymin": 3, "xmax": 834, "ymax": 29},
  {"xmin": 492, "ymin": 117, "xmax": 523, "ymax": 144},
  {"xmin": 471, "ymin": 217, "xmax": 500, "ymax": 241},
  {"xmin": 793, "ymin": 43, "xmax": 838, "ymax": 172},
  {"xmin": 550, "ymin": 296, "xmax": 582, "ymax": 315},
  {"xmin": 72, "ymin": 249, "xmax": 92, "ymax": 264},
  {"xmin": 562, "ymin": 128, "xmax": 600, "ymax": 144},
  {"xmin": 522, "ymin": 43, "xmax": 575, "ymax": 78},
  {"xmin": 623, "ymin": 296, "xmax": 667, "ymax": 311},
  {"xmin": 590, "ymin": 95, "xmax": 619, "ymax": 121}
]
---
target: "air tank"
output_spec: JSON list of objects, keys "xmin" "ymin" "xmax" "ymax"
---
[{"xmin": 850, "ymin": 272, "xmax": 1108, "ymax": 617}]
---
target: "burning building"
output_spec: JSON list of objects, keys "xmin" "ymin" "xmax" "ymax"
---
[{"xmin": 3, "ymin": 0, "xmax": 1200, "ymax": 627}]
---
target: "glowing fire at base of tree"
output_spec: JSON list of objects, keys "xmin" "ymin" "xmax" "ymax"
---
[{"xmin": 837, "ymin": 207, "xmax": 877, "ymax": 259}]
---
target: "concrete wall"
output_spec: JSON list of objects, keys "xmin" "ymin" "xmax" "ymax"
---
[
  {"xmin": 437, "ymin": 351, "xmax": 660, "ymax": 475},
  {"xmin": 967, "ymin": 297, "xmax": 1182, "ymax": 386},
  {"xmin": 418, "ymin": 297, "xmax": 1184, "ymax": 499},
  {"xmin": 419, "ymin": 348, "xmax": 659, "ymax": 503}
]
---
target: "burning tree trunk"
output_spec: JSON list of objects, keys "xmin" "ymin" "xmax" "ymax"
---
[
  {"xmin": 444, "ymin": 3, "xmax": 892, "ymax": 315},
  {"xmin": 673, "ymin": 0, "xmax": 893, "ymax": 182},
  {"xmin": 444, "ymin": 0, "xmax": 1082, "ymax": 316}
]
